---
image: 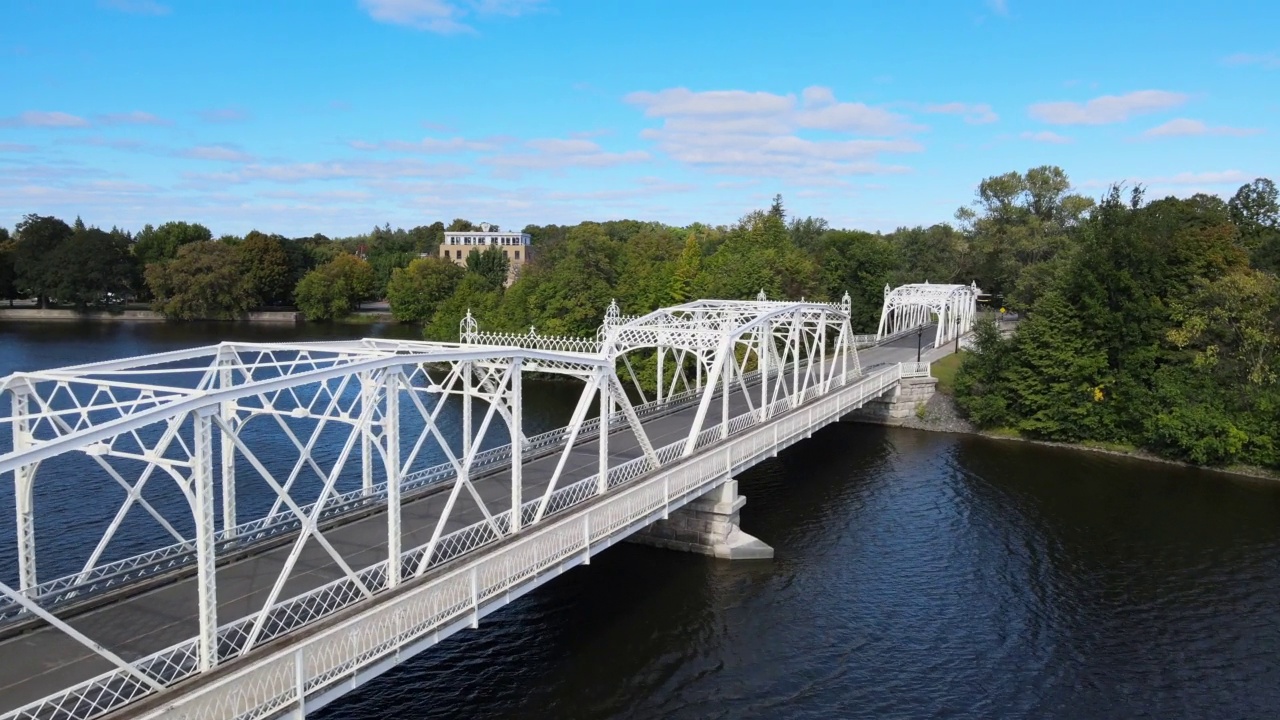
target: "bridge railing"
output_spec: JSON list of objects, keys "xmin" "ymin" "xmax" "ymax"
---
[
  {"xmin": 124, "ymin": 364, "xmax": 906, "ymax": 720},
  {"xmin": 3, "ymin": 360, "xmax": 909, "ymax": 720},
  {"xmin": 0, "ymin": 358, "xmax": 785, "ymax": 625}
]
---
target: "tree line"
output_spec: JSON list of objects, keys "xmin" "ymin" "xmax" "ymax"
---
[
  {"xmin": 952, "ymin": 175, "xmax": 1280, "ymax": 471},
  {"xmin": 2, "ymin": 168, "xmax": 1276, "ymax": 469}
]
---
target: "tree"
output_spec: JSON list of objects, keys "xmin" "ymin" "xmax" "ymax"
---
[
  {"xmin": 386, "ymin": 256, "xmax": 465, "ymax": 322},
  {"xmin": 48, "ymin": 227, "xmax": 138, "ymax": 309},
  {"xmin": 818, "ymin": 231, "xmax": 899, "ymax": 331},
  {"xmin": 146, "ymin": 241, "xmax": 256, "ymax": 319},
  {"xmin": 466, "ymin": 246, "xmax": 510, "ymax": 289},
  {"xmin": 669, "ymin": 232, "xmax": 702, "ymax": 304},
  {"xmin": 237, "ymin": 232, "xmax": 293, "ymax": 305},
  {"xmin": 132, "ymin": 221, "xmax": 213, "ymax": 267},
  {"xmin": 13, "ymin": 214, "xmax": 74, "ymax": 307},
  {"xmin": 1229, "ymin": 178, "xmax": 1280, "ymax": 273},
  {"xmin": 0, "ymin": 228, "xmax": 19, "ymax": 306},
  {"xmin": 293, "ymin": 254, "xmax": 375, "ymax": 321},
  {"xmin": 521, "ymin": 224, "xmax": 619, "ymax": 335},
  {"xmin": 424, "ymin": 273, "xmax": 503, "ymax": 341},
  {"xmin": 700, "ymin": 208, "xmax": 819, "ymax": 301},
  {"xmin": 447, "ymin": 218, "xmax": 476, "ymax": 232}
]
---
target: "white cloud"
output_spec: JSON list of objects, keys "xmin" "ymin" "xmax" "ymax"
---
[
  {"xmin": 1140, "ymin": 118, "xmax": 1263, "ymax": 139},
  {"xmin": 1222, "ymin": 52, "xmax": 1280, "ymax": 69},
  {"xmin": 98, "ymin": 0, "xmax": 170, "ymax": 15},
  {"xmin": 197, "ymin": 107, "xmax": 250, "ymax": 123},
  {"xmin": 625, "ymin": 85, "xmax": 922, "ymax": 178},
  {"xmin": 0, "ymin": 111, "xmax": 91, "ymax": 128},
  {"xmin": 482, "ymin": 137, "xmax": 650, "ymax": 174},
  {"xmin": 626, "ymin": 88, "xmax": 794, "ymax": 118},
  {"xmin": 358, "ymin": 0, "xmax": 543, "ymax": 34},
  {"xmin": 181, "ymin": 144, "xmax": 257, "ymax": 163},
  {"xmin": 184, "ymin": 158, "xmax": 472, "ymax": 185},
  {"xmin": 1020, "ymin": 130, "xmax": 1071, "ymax": 144},
  {"xmin": 1028, "ymin": 90, "xmax": 1187, "ymax": 125},
  {"xmin": 351, "ymin": 136, "xmax": 503, "ymax": 153},
  {"xmin": 925, "ymin": 102, "xmax": 998, "ymax": 124},
  {"xmin": 98, "ymin": 111, "xmax": 169, "ymax": 126},
  {"xmin": 987, "ymin": 0, "xmax": 1008, "ymax": 15}
]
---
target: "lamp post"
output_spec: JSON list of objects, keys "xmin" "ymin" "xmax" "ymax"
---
[{"xmin": 916, "ymin": 326, "xmax": 923, "ymax": 363}]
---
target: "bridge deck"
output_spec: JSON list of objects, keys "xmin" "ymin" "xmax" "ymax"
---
[{"xmin": 0, "ymin": 336, "xmax": 929, "ymax": 714}]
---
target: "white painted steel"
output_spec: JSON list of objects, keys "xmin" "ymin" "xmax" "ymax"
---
[
  {"xmin": 876, "ymin": 282, "xmax": 980, "ymax": 348},
  {"xmin": 0, "ymin": 296, "xmax": 912, "ymax": 720}
]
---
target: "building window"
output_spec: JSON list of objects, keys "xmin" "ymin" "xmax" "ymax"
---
[
  {"xmin": 455, "ymin": 250, "xmax": 462, "ymax": 259},
  {"xmin": 513, "ymin": 250, "xmax": 520, "ymax": 260}
]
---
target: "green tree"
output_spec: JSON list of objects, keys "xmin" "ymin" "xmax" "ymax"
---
[
  {"xmin": 293, "ymin": 254, "xmax": 375, "ymax": 321},
  {"xmin": 465, "ymin": 246, "xmax": 510, "ymax": 289},
  {"xmin": 237, "ymin": 232, "xmax": 294, "ymax": 305},
  {"xmin": 146, "ymin": 241, "xmax": 256, "ymax": 319},
  {"xmin": 48, "ymin": 227, "xmax": 138, "ymax": 309},
  {"xmin": 446, "ymin": 218, "xmax": 476, "ymax": 232},
  {"xmin": 522, "ymin": 224, "xmax": 618, "ymax": 335},
  {"xmin": 818, "ymin": 230, "xmax": 900, "ymax": 331},
  {"xmin": 1229, "ymin": 178, "xmax": 1280, "ymax": 273},
  {"xmin": 13, "ymin": 214, "xmax": 74, "ymax": 307},
  {"xmin": 132, "ymin": 221, "xmax": 213, "ymax": 267},
  {"xmin": 699, "ymin": 207, "xmax": 819, "ymax": 300},
  {"xmin": 424, "ymin": 273, "xmax": 503, "ymax": 341},
  {"xmin": 0, "ymin": 228, "xmax": 19, "ymax": 306},
  {"xmin": 669, "ymin": 232, "xmax": 702, "ymax": 304},
  {"xmin": 386, "ymin": 256, "xmax": 465, "ymax": 322}
]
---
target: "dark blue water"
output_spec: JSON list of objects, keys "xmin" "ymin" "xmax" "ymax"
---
[{"xmin": 4, "ymin": 322, "xmax": 1280, "ymax": 718}]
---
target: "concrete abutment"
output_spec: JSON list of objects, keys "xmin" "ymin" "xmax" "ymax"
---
[
  {"xmin": 842, "ymin": 375, "xmax": 937, "ymax": 425},
  {"xmin": 627, "ymin": 479, "xmax": 774, "ymax": 560}
]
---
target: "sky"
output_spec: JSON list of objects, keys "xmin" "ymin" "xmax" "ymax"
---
[{"xmin": 1, "ymin": 0, "xmax": 1277, "ymax": 238}]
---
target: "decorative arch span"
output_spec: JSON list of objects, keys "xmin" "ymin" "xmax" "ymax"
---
[{"xmin": 876, "ymin": 282, "xmax": 980, "ymax": 348}]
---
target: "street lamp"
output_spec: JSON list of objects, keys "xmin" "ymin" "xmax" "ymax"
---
[{"xmin": 916, "ymin": 326, "xmax": 923, "ymax": 363}]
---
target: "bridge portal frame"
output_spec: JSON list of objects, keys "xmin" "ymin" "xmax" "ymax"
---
[{"xmin": 876, "ymin": 282, "xmax": 979, "ymax": 348}]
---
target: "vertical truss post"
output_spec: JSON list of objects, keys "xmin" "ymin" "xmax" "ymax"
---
[
  {"xmin": 656, "ymin": 346, "xmax": 664, "ymax": 404},
  {"xmin": 218, "ymin": 355, "xmax": 238, "ymax": 536},
  {"xmin": 192, "ymin": 406, "xmax": 219, "ymax": 670},
  {"xmin": 759, "ymin": 323, "xmax": 769, "ymax": 421},
  {"xmin": 510, "ymin": 359, "xmax": 523, "ymax": 533},
  {"xmin": 360, "ymin": 371, "xmax": 374, "ymax": 496},
  {"xmin": 790, "ymin": 310, "xmax": 802, "ymax": 407},
  {"xmin": 384, "ymin": 368, "xmax": 402, "ymax": 589},
  {"xmin": 10, "ymin": 381, "xmax": 37, "ymax": 591},
  {"xmin": 462, "ymin": 361, "xmax": 473, "ymax": 458},
  {"xmin": 721, "ymin": 334, "xmax": 731, "ymax": 439},
  {"xmin": 598, "ymin": 366, "xmax": 611, "ymax": 495}
]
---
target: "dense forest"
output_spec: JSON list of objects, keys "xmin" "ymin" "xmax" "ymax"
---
[{"xmin": 1, "ymin": 167, "xmax": 1277, "ymax": 469}]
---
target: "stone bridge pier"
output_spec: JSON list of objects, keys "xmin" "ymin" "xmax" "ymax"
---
[{"xmin": 628, "ymin": 479, "xmax": 774, "ymax": 560}]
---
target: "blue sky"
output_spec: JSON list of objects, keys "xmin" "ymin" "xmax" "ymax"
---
[{"xmin": 1, "ymin": 0, "xmax": 1277, "ymax": 237}]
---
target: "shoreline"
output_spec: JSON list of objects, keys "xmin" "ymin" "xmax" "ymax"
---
[{"xmin": 849, "ymin": 391, "xmax": 1280, "ymax": 483}]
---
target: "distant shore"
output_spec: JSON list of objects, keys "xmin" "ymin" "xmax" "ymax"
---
[{"xmin": 0, "ymin": 307, "xmax": 400, "ymax": 325}]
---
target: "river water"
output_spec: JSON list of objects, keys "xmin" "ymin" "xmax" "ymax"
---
[{"xmin": 3, "ymin": 322, "xmax": 1280, "ymax": 719}]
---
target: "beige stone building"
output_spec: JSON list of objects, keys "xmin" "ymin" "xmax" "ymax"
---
[{"xmin": 436, "ymin": 223, "xmax": 532, "ymax": 286}]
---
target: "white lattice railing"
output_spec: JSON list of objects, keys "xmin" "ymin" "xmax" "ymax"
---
[{"xmin": 2, "ymin": 363, "xmax": 908, "ymax": 720}]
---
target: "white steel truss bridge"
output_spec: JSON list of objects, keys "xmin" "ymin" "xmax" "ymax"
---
[
  {"xmin": 876, "ymin": 282, "xmax": 980, "ymax": 348},
  {"xmin": 0, "ymin": 297, "xmax": 934, "ymax": 720}
]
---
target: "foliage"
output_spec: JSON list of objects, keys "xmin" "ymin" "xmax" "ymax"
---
[
  {"xmin": 819, "ymin": 230, "xmax": 898, "ymax": 331},
  {"xmin": 146, "ymin": 241, "xmax": 255, "ymax": 319},
  {"xmin": 293, "ymin": 254, "xmax": 375, "ymax": 321},
  {"xmin": 424, "ymin": 273, "xmax": 502, "ymax": 341},
  {"xmin": 13, "ymin": 214, "xmax": 74, "ymax": 307},
  {"xmin": 237, "ymin": 232, "xmax": 294, "ymax": 305},
  {"xmin": 954, "ymin": 182, "xmax": 1280, "ymax": 469},
  {"xmin": 133, "ymin": 221, "xmax": 213, "ymax": 266},
  {"xmin": 465, "ymin": 246, "xmax": 510, "ymax": 290},
  {"xmin": 48, "ymin": 227, "xmax": 137, "ymax": 309},
  {"xmin": 0, "ymin": 229, "xmax": 18, "ymax": 306},
  {"xmin": 386, "ymin": 256, "xmax": 465, "ymax": 322}
]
